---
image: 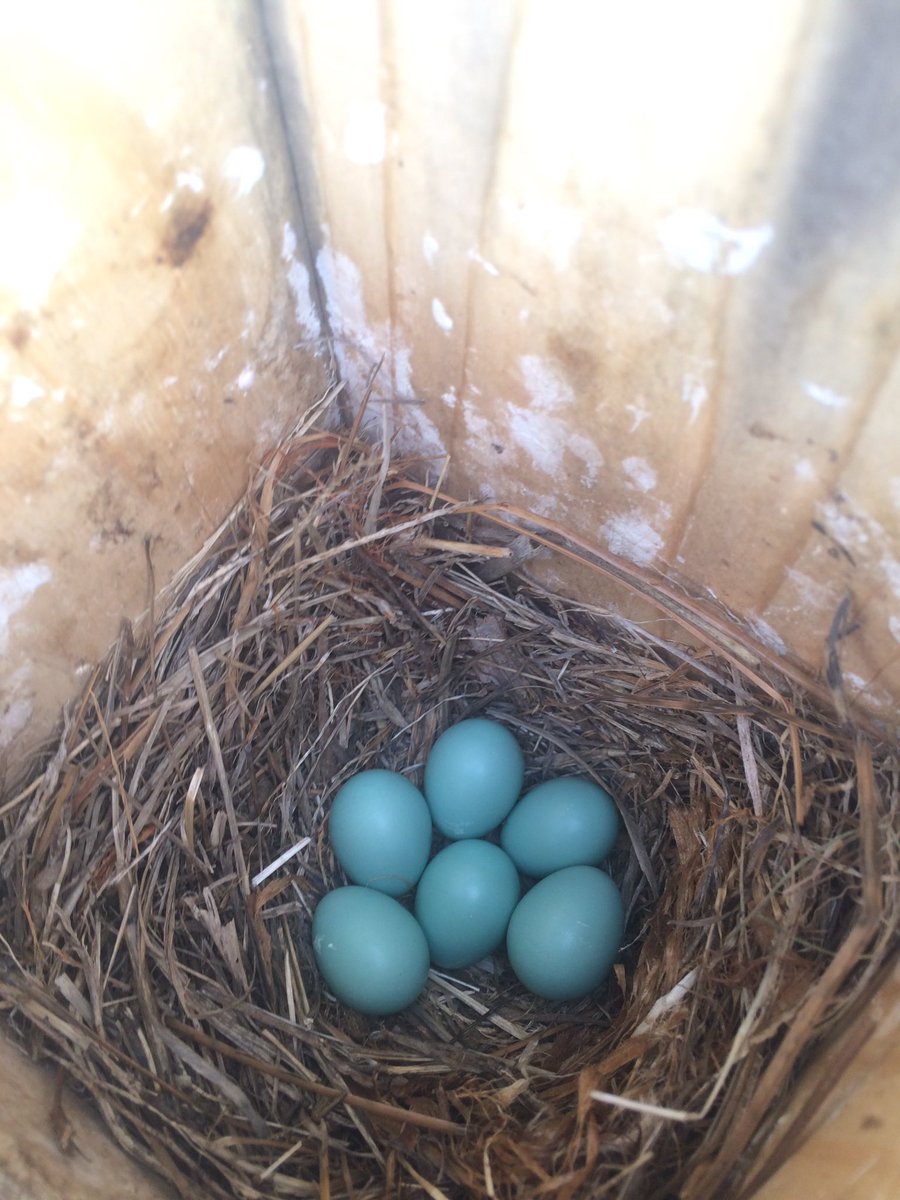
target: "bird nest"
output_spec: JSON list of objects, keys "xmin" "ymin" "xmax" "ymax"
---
[{"xmin": 1, "ymin": 392, "xmax": 897, "ymax": 1199}]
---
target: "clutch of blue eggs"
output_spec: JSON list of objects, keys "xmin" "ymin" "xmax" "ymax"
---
[{"xmin": 312, "ymin": 718, "xmax": 625, "ymax": 1016}]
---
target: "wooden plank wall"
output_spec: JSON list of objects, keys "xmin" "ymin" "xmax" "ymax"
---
[
  {"xmin": 748, "ymin": 956, "xmax": 900, "ymax": 1200},
  {"xmin": 0, "ymin": 0, "xmax": 329, "ymax": 781},
  {"xmin": 3, "ymin": 0, "xmax": 898, "ymax": 777},
  {"xmin": 265, "ymin": 0, "xmax": 900, "ymax": 723},
  {"xmin": 0, "ymin": 1035, "xmax": 173, "ymax": 1200}
]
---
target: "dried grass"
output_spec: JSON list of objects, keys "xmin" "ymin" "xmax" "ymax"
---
[{"xmin": 1, "ymin": 392, "xmax": 898, "ymax": 1199}]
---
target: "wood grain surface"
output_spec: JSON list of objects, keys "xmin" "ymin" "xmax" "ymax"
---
[
  {"xmin": 268, "ymin": 0, "xmax": 900, "ymax": 722},
  {"xmin": 0, "ymin": 1035, "xmax": 172, "ymax": 1200},
  {"xmin": 0, "ymin": 0, "xmax": 329, "ymax": 782},
  {"xmin": 748, "ymin": 957, "xmax": 900, "ymax": 1200}
]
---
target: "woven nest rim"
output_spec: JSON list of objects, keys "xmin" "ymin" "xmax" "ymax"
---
[{"xmin": 1, "ymin": 392, "xmax": 897, "ymax": 1200}]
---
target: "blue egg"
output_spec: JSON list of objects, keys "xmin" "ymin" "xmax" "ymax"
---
[
  {"xmin": 414, "ymin": 840, "xmax": 521, "ymax": 968},
  {"xmin": 423, "ymin": 718, "xmax": 524, "ymax": 839},
  {"xmin": 312, "ymin": 886, "xmax": 430, "ymax": 1015},
  {"xmin": 506, "ymin": 866, "xmax": 624, "ymax": 1001},
  {"xmin": 501, "ymin": 777, "xmax": 620, "ymax": 877},
  {"xmin": 329, "ymin": 769, "xmax": 432, "ymax": 896}
]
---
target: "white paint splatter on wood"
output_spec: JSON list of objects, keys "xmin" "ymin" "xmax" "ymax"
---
[
  {"xmin": 658, "ymin": 208, "xmax": 773, "ymax": 275},
  {"xmin": 820, "ymin": 505, "xmax": 867, "ymax": 549},
  {"xmin": 625, "ymin": 401, "xmax": 650, "ymax": 432},
  {"xmin": 422, "ymin": 232, "xmax": 439, "ymax": 265},
  {"xmin": 804, "ymin": 381, "xmax": 848, "ymax": 409},
  {"xmin": 10, "ymin": 377, "xmax": 44, "ymax": 408},
  {"xmin": 343, "ymin": 101, "xmax": 387, "ymax": 164},
  {"xmin": 464, "ymin": 405, "xmax": 492, "ymax": 446},
  {"xmin": 845, "ymin": 672, "xmax": 870, "ymax": 694},
  {"xmin": 814, "ymin": 497, "xmax": 900, "ymax": 603},
  {"xmin": 468, "ymin": 249, "xmax": 500, "ymax": 276},
  {"xmin": 0, "ymin": 563, "xmax": 52, "ymax": 654},
  {"xmin": 505, "ymin": 403, "xmax": 603, "ymax": 479},
  {"xmin": 880, "ymin": 553, "xmax": 900, "ymax": 599},
  {"xmin": 622, "ymin": 456, "xmax": 657, "ymax": 492},
  {"xmin": 519, "ymin": 355, "xmax": 574, "ymax": 410},
  {"xmin": 503, "ymin": 196, "xmax": 583, "ymax": 270},
  {"xmin": 282, "ymin": 224, "xmax": 322, "ymax": 342},
  {"xmin": 431, "ymin": 298, "xmax": 453, "ymax": 332},
  {"xmin": 176, "ymin": 170, "xmax": 205, "ymax": 193},
  {"xmin": 747, "ymin": 615, "xmax": 788, "ymax": 655},
  {"xmin": 222, "ymin": 146, "xmax": 265, "ymax": 196},
  {"xmin": 512, "ymin": 359, "xmax": 573, "ymax": 468},
  {"xmin": 393, "ymin": 405, "xmax": 446, "ymax": 461},
  {"xmin": 509, "ymin": 357, "xmax": 602, "ymax": 477},
  {"xmin": 317, "ymin": 244, "xmax": 377, "ymax": 365},
  {"xmin": 315, "ymin": 240, "xmax": 422, "ymax": 407},
  {"xmin": 600, "ymin": 512, "xmax": 663, "ymax": 566},
  {"xmin": 570, "ymin": 433, "xmax": 604, "ymax": 482},
  {"xmin": 682, "ymin": 375, "xmax": 707, "ymax": 424},
  {"xmin": 785, "ymin": 567, "xmax": 837, "ymax": 613},
  {"xmin": 0, "ymin": 192, "xmax": 80, "ymax": 309},
  {"xmin": 0, "ymin": 665, "xmax": 32, "ymax": 747},
  {"xmin": 161, "ymin": 171, "xmax": 205, "ymax": 212},
  {"xmin": 394, "ymin": 347, "xmax": 414, "ymax": 400}
]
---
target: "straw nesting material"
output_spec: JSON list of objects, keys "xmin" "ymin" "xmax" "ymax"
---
[{"xmin": 0, "ymin": 393, "xmax": 897, "ymax": 1200}]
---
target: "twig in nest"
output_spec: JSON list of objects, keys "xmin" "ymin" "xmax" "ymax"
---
[{"xmin": 251, "ymin": 838, "xmax": 311, "ymax": 888}]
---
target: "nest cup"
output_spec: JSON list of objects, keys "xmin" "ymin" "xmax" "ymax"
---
[{"xmin": 0, "ymin": 397, "xmax": 897, "ymax": 1200}]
